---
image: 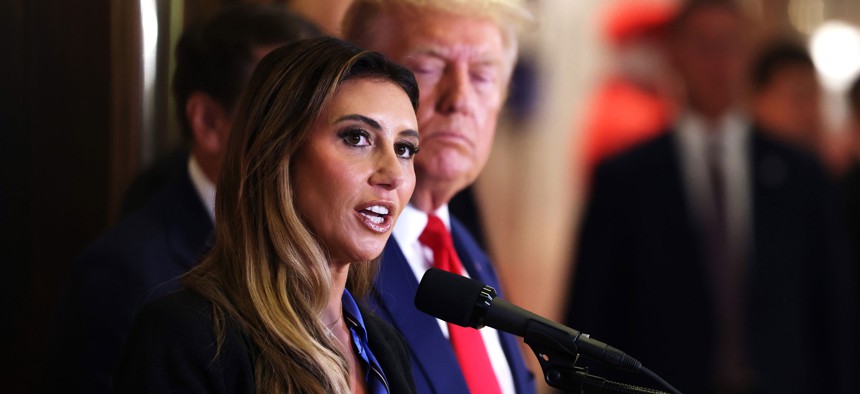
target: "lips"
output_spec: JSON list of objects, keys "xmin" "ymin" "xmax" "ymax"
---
[
  {"xmin": 355, "ymin": 201, "xmax": 395, "ymax": 233},
  {"xmin": 423, "ymin": 129, "xmax": 474, "ymax": 149}
]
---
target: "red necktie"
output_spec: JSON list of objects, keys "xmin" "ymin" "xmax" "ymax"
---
[{"xmin": 419, "ymin": 215, "xmax": 503, "ymax": 394}]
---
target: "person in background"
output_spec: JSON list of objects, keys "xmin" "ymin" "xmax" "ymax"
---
[
  {"xmin": 40, "ymin": 6, "xmax": 319, "ymax": 393},
  {"xmin": 114, "ymin": 36, "xmax": 420, "ymax": 394},
  {"xmin": 841, "ymin": 76, "xmax": 860, "ymax": 334},
  {"xmin": 120, "ymin": 5, "xmax": 320, "ymax": 215},
  {"xmin": 342, "ymin": 1, "xmax": 536, "ymax": 393},
  {"xmin": 749, "ymin": 39, "xmax": 823, "ymax": 157},
  {"xmin": 579, "ymin": 0, "xmax": 679, "ymax": 183},
  {"xmin": 287, "ymin": 0, "xmax": 355, "ymax": 35},
  {"xmin": 566, "ymin": 0, "xmax": 856, "ymax": 393}
]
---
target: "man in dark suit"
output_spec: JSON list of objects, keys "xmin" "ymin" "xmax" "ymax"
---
[
  {"xmin": 343, "ymin": 1, "xmax": 536, "ymax": 393},
  {"xmin": 566, "ymin": 1, "xmax": 856, "ymax": 393},
  {"xmin": 39, "ymin": 6, "xmax": 319, "ymax": 393}
]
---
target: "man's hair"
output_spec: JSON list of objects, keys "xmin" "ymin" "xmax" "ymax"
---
[
  {"xmin": 342, "ymin": 0, "xmax": 533, "ymax": 65},
  {"xmin": 172, "ymin": 4, "xmax": 321, "ymax": 140},
  {"xmin": 750, "ymin": 39, "xmax": 815, "ymax": 92}
]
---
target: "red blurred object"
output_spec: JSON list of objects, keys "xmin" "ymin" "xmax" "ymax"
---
[
  {"xmin": 603, "ymin": 0, "xmax": 679, "ymax": 45},
  {"xmin": 581, "ymin": 78, "xmax": 675, "ymax": 179},
  {"xmin": 576, "ymin": 0, "xmax": 679, "ymax": 187}
]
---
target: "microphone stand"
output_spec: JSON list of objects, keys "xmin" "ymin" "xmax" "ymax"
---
[{"xmin": 522, "ymin": 319, "xmax": 669, "ymax": 394}]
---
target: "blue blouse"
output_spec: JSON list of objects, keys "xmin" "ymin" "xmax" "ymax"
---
[{"xmin": 341, "ymin": 290, "xmax": 390, "ymax": 394}]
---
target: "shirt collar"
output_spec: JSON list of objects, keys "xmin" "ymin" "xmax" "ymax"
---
[
  {"xmin": 341, "ymin": 289, "xmax": 390, "ymax": 393},
  {"xmin": 187, "ymin": 154, "xmax": 216, "ymax": 223},
  {"xmin": 676, "ymin": 109, "xmax": 749, "ymax": 153},
  {"xmin": 341, "ymin": 289, "xmax": 365, "ymax": 336},
  {"xmin": 392, "ymin": 203, "xmax": 451, "ymax": 245}
]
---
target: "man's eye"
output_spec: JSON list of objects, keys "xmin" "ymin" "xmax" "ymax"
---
[
  {"xmin": 472, "ymin": 72, "xmax": 494, "ymax": 84},
  {"xmin": 414, "ymin": 66, "xmax": 441, "ymax": 75}
]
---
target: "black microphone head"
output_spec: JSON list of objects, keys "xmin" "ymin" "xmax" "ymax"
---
[{"xmin": 415, "ymin": 268, "xmax": 496, "ymax": 328}]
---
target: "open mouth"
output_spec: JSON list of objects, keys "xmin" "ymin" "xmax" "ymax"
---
[
  {"xmin": 360, "ymin": 205, "xmax": 389, "ymax": 224},
  {"xmin": 356, "ymin": 203, "xmax": 394, "ymax": 233}
]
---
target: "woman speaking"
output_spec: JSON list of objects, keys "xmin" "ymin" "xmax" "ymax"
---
[{"xmin": 113, "ymin": 36, "xmax": 420, "ymax": 394}]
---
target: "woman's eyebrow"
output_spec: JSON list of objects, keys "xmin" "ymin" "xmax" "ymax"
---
[
  {"xmin": 334, "ymin": 114, "xmax": 381, "ymax": 130},
  {"xmin": 399, "ymin": 129, "xmax": 419, "ymax": 139}
]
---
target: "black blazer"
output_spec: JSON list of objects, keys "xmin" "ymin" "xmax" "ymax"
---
[
  {"xmin": 565, "ymin": 129, "xmax": 856, "ymax": 393},
  {"xmin": 113, "ymin": 290, "xmax": 417, "ymax": 393},
  {"xmin": 40, "ymin": 172, "xmax": 213, "ymax": 394}
]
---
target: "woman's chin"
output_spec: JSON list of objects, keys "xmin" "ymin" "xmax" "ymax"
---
[{"xmin": 332, "ymin": 242, "xmax": 387, "ymax": 264}]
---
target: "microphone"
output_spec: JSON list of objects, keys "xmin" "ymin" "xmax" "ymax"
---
[{"xmin": 415, "ymin": 268, "xmax": 642, "ymax": 373}]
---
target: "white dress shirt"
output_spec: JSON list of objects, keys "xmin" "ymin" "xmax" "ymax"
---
[
  {"xmin": 187, "ymin": 154, "xmax": 216, "ymax": 223},
  {"xmin": 675, "ymin": 109, "xmax": 752, "ymax": 259},
  {"xmin": 393, "ymin": 204, "xmax": 516, "ymax": 394},
  {"xmin": 674, "ymin": 109, "xmax": 753, "ymax": 388}
]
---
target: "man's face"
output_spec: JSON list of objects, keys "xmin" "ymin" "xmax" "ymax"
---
[
  {"xmin": 366, "ymin": 7, "xmax": 511, "ymax": 202},
  {"xmin": 753, "ymin": 65, "xmax": 821, "ymax": 145},
  {"xmin": 670, "ymin": 6, "xmax": 748, "ymax": 118}
]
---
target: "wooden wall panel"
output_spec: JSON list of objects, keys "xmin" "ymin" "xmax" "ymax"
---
[{"xmin": 4, "ymin": 0, "xmax": 114, "ymax": 391}]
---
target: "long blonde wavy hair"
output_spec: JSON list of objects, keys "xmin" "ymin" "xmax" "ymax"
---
[{"xmin": 183, "ymin": 36, "xmax": 418, "ymax": 393}]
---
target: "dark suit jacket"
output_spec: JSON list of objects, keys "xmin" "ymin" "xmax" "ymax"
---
[
  {"xmin": 566, "ymin": 130, "xmax": 856, "ymax": 393},
  {"xmin": 113, "ymin": 289, "xmax": 416, "ymax": 393},
  {"xmin": 120, "ymin": 147, "xmax": 189, "ymax": 216},
  {"xmin": 370, "ymin": 216, "xmax": 536, "ymax": 394},
  {"xmin": 40, "ymin": 172, "xmax": 213, "ymax": 394}
]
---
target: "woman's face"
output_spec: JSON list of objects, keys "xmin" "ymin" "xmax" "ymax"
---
[{"xmin": 293, "ymin": 78, "xmax": 419, "ymax": 264}]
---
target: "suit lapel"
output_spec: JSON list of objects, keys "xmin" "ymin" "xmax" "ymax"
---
[
  {"xmin": 165, "ymin": 173, "xmax": 214, "ymax": 269},
  {"xmin": 451, "ymin": 219, "xmax": 499, "ymax": 290},
  {"xmin": 749, "ymin": 129, "xmax": 798, "ymax": 297},
  {"xmin": 450, "ymin": 219, "xmax": 535, "ymax": 394},
  {"xmin": 374, "ymin": 238, "xmax": 470, "ymax": 393},
  {"xmin": 662, "ymin": 132, "xmax": 712, "ymax": 302}
]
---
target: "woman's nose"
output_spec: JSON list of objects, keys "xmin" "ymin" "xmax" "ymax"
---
[{"xmin": 369, "ymin": 148, "xmax": 405, "ymax": 190}]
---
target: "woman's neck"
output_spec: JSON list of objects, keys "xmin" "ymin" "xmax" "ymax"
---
[
  {"xmin": 325, "ymin": 261, "xmax": 368, "ymax": 394},
  {"xmin": 324, "ymin": 262, "xmax": 350, "ymax": 327}
]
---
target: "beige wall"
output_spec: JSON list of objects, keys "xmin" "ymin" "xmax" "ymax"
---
[{"xmin": 477, "ymin": 0, "xmax": 607, "ymax": 323}]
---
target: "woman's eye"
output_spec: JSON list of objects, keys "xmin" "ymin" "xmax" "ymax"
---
[
  {"xmin": 341, "ymin": 129, "xmax": 371, "ymax": 147},
  {"xmin": 395, "ymin": 143, "xmax": 419, "ymax": 159}
]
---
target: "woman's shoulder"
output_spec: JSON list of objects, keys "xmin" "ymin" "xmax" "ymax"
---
[
  {"xmin": 114, "ymin": 289, "xmax": 255, "ymax": 393},
  {"xmin": 359, "ymin": 306, "xmax": 401, "ymax": 341},
  {"xmin": 137, "ymin": 288, "xmax": 214, "ymax": 325},
  {"xmin": 130, "ymin": 289, "xmax": 232, "ymax": 349}
]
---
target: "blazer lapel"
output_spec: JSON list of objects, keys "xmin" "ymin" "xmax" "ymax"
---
[{"xmin": 166, "ymin": 174, "xmax": 214, "ymax": 269}]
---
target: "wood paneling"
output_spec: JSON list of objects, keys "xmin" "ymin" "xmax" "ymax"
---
[{"xmin": 5, "ymin": 0, "xmax": 114, "ymax": 391}]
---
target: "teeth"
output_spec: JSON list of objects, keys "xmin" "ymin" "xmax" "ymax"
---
[
  {"xmin": 360, "ymin": 211, "xmax": 385, "ymax": 224},
  {"xmin": 366, "ymin": 205, "xmax": 389, "ymax": 215}
]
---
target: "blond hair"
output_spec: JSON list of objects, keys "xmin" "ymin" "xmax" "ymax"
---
[
  {"xmin": 343, "ymin": 0, "xmax": 534, "ymax": 70},
  {"xmin": 184, "ymin": 36, "xmax": 418, "ymax": 393}
]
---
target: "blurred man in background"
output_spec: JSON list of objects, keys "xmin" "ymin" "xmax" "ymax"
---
[
  {"xmin": 750, "ymin": 39, "xmax": 823, "ymax": 156},
  {"xmin": 343, "ymin": 1, "xmax": 536, "ymax": 393},
  {"xmin": 40, "ymin": 6, "xmax": 319, "ymax": 393},
  {"xmin": 841, "ymin": 76, "xmax": 860, "ymax": 332},
  {"xmin": 566, "ymin": 0, "xmax": 855, "ymax": 392}
]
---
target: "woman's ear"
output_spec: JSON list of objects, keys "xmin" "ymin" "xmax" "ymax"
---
[{"xmin": 186, "ymin": 92, "xmax": 231, "ymax": 156}]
